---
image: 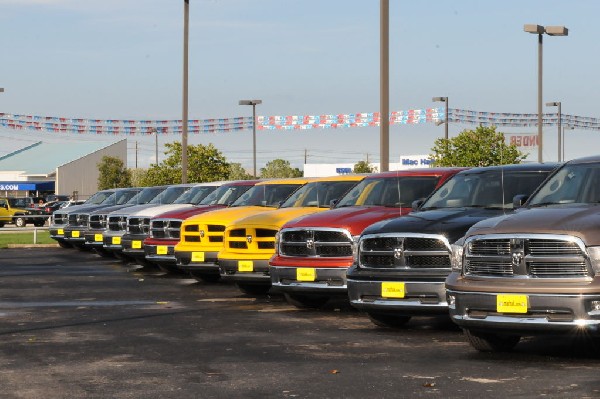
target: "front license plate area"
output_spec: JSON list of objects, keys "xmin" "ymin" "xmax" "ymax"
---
[
  {"xmin": 132, "ymin": 240, "xmax": 142, "ymax": 249},
  {"xmin": 112, "ymin": 236, "xmax": 121, "ymax": 245},
  {"xmin": 156, "ymin": 245, "xmax": 168, "ymax": 255},
  {"xmin": 72, "ymin": 231, "xmax": 80, "ymax": 238},
  {"xmin": 381, "ymin": 282, "xmax": 405, "ymax": 298},
  {"xmin": 191, "ymin": 252, "xmax": 205, "ymax": 262},
  {"xmin": 497, "ymin": 294, "xmax": 528, "ymax": 313},
  {"xmin": 238, "ymin": 260, "xmax": 254, "ymax": 272},
  {"xmin": 94, "ymin": 234, "xmax": 103, "ymax": 242},
  {"xmin": 296, "ymin": 268, "xmax": 316, "ymax": 282}
]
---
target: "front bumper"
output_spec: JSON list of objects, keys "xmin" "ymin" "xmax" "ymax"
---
[
  {"xmin": 447, "ymin": 289, "xmax": 600, "ymax": 334},
  {"xmin": 121, "ymin": 234, "xmax": 147, "ymax": 258},
  {"xmin": 84, "ymin": 229, "xmax": 107, "ymax": 248},
  {"xmin": 145, "ymin": 243, "xmax": 177, "ymax": 265},
  {"xmin": 175, "ymin": 250, "xmax": 220, "ymax": 273},
  {"xmin": 102, "ymin": 231, "xmax": 126, "ymax": 252},
  {"xmin": 347, "ymin": 278, "xmax": 448, "ymax": 314},
  {"xmin": 49, "ymin": 225, "xmax": 67, "ymax": 240},
  {"xmin": 220, "ymin": 259, "xmax": 270, "ymax": 283},
  {"xmin": 270, "ymin": 266, "xmax": 348, "ymax": 294},
  {"xmin": 62, "ymin": 226, "xmax": 89, "ymax": 244}
]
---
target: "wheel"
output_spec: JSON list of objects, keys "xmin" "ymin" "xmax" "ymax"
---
[
  {"xmin": 236, "ymin": 283, "xmax": 271, "ymax": 296},
  {"xmin": 14, "ymin": 217, "xmax": 26, "ymax": 228},
  {"xmin": 284, "ymin": 293, "xmax": 329, "ymax": 309},
  {"xmin": 57, "ymin": 240, "xmax": 72, "ymax": 249},
  {"xmin": 189, "ymin": 271, "xmax": 221, "ymax": 283},
  {"xmin": 0, "ymin": 222, "xmax": 5, "ymax": 228},
  {"xmin": 367, "ymin": 312, "xmax": 411, "ymax": 328},
  {"xmin": 464, "ymin": 329, "xmax": 521, "ymax": 352}
]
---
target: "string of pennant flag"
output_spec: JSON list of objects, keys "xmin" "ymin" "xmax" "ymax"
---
[{"xmin": 1, "ymin": 108, "xmax": 599, "ymax": 135}]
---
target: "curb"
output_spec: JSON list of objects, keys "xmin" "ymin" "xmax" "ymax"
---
[{"xmin": 7, "ymin": 244, "xmax": 60, "ymax": 248}]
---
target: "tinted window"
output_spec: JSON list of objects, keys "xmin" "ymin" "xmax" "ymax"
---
[{"xmin": 336, "ymin": 176, "xmax": 439, "ymax": 208}]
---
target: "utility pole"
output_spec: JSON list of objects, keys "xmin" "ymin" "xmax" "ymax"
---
[
  {"xmin": 304, "ymin": 149, "xmax": 308, "ymax": 164},
  {"xmin": 135, "ymin": 141, "xmax": 138, "ymax": 168},
  {"xmin": 155, "ymin": 129, "xmax": 159, "ymax": 165}
]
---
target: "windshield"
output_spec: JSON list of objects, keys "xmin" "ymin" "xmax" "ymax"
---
[
  {"xmin": 129, "ymin": 186, "xmax": 166, "ymax": 204},
  {"xmin": 85, "ymin": 190, "xmax": 115, "ymax": 205},
  {"xmin": 231, "ymin": 184, "xmax": 302, "ymax": 207},
  {"xmin": 336, "ymin": 176, "xmax": 439, "ymax": 208},
  {"xmin": 281, "ymin": 180, "xmax": 357, "ymax": 208},
  {"xmin": 199, "ymin": 184, "xmax": 254, "ymax": 206},
  {"xmin": 7, "ymin": 198, "xmax": 31, "ymax": 208},
  {"xmin": 422, "ymin": 170, "xmax": 552, "ymax": 210},
  {"xmin": 173, "ymin": 185, "xmax": 217, "ymax": 204},
  {"xmin": 528, "ymin": 164, "xmax": 600, "ymax": 206},
  {"xmin": 115, "ymin": 189, "xmax": 142, "ymax": 205},
  {"xmin": 149, "ymin": 186, "xmax": 191, "ymax": 204}
]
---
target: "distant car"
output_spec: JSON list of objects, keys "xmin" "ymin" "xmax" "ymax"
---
[{"xmin": 45, "ymin": 194, "xmax": 71, "ymax": 203}]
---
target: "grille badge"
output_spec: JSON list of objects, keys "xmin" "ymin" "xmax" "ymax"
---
[
  {"xmin": 200, "ymin": 230, "xmax": 205, "ymax": 238},
  {"xmin": 247, "ymin": 235, "xmax": 253, "ymax": 244}
]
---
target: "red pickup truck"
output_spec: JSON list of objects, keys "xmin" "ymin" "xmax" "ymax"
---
[{"xmin": 269, "ymin": 168, "xmax": 465, "ymax": 308}]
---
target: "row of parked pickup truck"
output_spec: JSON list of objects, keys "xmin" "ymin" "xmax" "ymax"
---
[{"xmin": 49, "ymin": 155, "xmax": 600, "ymax": 352}]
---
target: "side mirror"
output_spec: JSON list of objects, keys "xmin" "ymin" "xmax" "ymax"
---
[
  {"xmin": 512, "ymin": 194, "xmax": 529, "ymax": 208},
  {"xmin": 329, "ymin": 199, "xmax": 339, "ymax": 209},
  {"xmin": 412, "ymin": 199, "xmax": 425, "ymax": 211}
]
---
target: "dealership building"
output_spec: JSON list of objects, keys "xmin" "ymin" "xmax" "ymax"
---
[{"xmin": 303, "ymin": 154, "xmax": 433, "ymax": 177}]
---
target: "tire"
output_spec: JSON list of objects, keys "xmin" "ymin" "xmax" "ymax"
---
[
  {"xmin": 0, "ymin": 222, "xmax": 5, "ymax": 228},
  {"xmin": 14, "ymin": 217, "xmax": 26, "ymax": 228},
  {"xmin": 57, "ymin": 240, "xmax": 72, "ymax": 249},
  {"xmin": 284, "ymin": 293, "xmax": 329, "ymax": 309},
  {"xmin": 464, "ymin": 329, "xmax": 521, "ymax": 352},
  {"xmin": 189, "ymin": 271, "xmax": 221, "ymax": 283},
  {"xmin": 236, "ymin": 283, "xmax": 271, "ymax": 296},
  {"xmin": 367, "ymin": 312, "xmax": 411, "ymax": 328}
]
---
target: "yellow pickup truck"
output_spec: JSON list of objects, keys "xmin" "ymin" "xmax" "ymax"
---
[
  {"xmin": 0, "ymin": 197, "xmax": 45, "ymax": 227},
  {"xmin": 218, "ymin": 175, "xmax": 364, "ymax": 294},
  {"xmin": 174, "ymin": 178, "xmax": 310, "ymax": 282}
]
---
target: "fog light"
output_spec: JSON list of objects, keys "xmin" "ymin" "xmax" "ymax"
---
[
  {"xmin": 590, "ymin": 300, "xmax": 600, "ymax": 312},
  {"xmin": 447, "ymin": 294, "xmax": 456, "ymax": 307}
]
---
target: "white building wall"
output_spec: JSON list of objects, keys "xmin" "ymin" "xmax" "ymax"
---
[{"xmin": 303, "ymin": 155, "xmax": 433, "ymax": 177}]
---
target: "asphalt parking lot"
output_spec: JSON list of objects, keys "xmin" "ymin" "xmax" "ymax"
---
[{"xmin": 0, "ymin": 248, "xmax": 599, "ymax": 398}]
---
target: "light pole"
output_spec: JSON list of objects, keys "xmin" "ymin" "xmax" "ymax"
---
[
  {"xmin": 432, "ymin": 97, "xmax": 449, "ymax": 140},
  {"xmin": 545, "ymin": 101, "xmax": 561, "ymax": 162},
  {"xmin": 181, "ymin": 0, "xmax": 189, "ymax": 183},
  {"xmin": 239, "ymin": 100, "xmax": 262, "ymax": 178},
  {"xmin": 524, "ymin": 24, "xmax": 568, "ymax": 163},
  {"xmin": 380, "ymin": 0, "xmax": 389, "ymax": 172},
  {"xmin": 562, "ymin": 125, "xmax": 574, "ymax": 161}
]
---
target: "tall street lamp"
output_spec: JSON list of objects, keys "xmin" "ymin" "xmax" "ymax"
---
[
  {"xmin": 239, "ymin": 100, "xmax": 262, "ymax": 178},
  {"xmin": 562, "ymin": 125, "xmax": 574, "ymax": 161},
  {"xmin": 181, "ymin": 0, "xmax": 190, "ymax": 183},
  {"xmin": 524, "ymin": 24, "xmax": 568, "ymax": 163},
  {"xmin": 545, "ymin": 101, "xmax": 561, "ymax": 162},
  {"xmin": 380, "ymin": 0, "xmax": 389, "ymax": 172},
  {"xmin": 432, "ymin": 97, "xmax": 449, "ymax": 140}
]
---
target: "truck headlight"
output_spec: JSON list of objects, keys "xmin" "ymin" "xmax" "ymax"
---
[
  {"xmin": 274, "ymin": 231, "xmax": 280, "ymax": 255},
  {"xmin": 450, "ymin": 244, "xmax": 464, "ymax": 272},
  {"xmin": 587, "ymin": 246, "xmax": 600, "ymax": 274},
  {"xmin": 351, "ymin": 236, "xmax": 360, "ymax": 263}
]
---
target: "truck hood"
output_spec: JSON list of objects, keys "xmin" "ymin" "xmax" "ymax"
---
[
  {"xmin": 128, "ymin": 203, "xmax": 194, "ymax": 217},
  {"xmin": 465, "ymin": 204, "xmax": 600, "ymax": 246},
  {"xmin": 231, "ymin": 207, "xmax": 328, "ymax": 229},
  {"xmin": 88, "ymin": 203, "xmax": 137, "ymax": 215},
  {"xmin": 362, "ymin": 207, "xmax": 511, "ymax": 245},
  {"xmin": 184, "ymin": 205, "xmax": 276, "ymax": 225},
  {"xmin": 281, "ymin": 206, "xmax": 411, "ymax": 236},
  {"xmin": 151, "ymin": 204, "xmax": 226, "ymax": 220}
]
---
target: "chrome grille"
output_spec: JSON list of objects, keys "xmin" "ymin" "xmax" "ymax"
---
[
  {"xmin": 52, "ymin": 212, "xmax": 67, "ymax": 225},
  {"xmin": 68, "ymin": 213, "xmax": 89, "ymax": 227},
  {"xmin": 279, "ymin": 228, "xmax": 352, "ymax": 258},
  {"xmin": 127, "ymin": 217, "xmax": 151, "ymax": 235},
  {"xmin": 358, "ymin": 234, "xmax": 450, "ymax": 269},
  {"xmin": 150, "ymin": 219, "xmax": 182, "ymax": 239},
  {"xmin": 108, "ymin": 215, "xmax": 127, "ymax": 232},
  {"xmin": 464, "ymin": 234, "xmax": 591, "ymax": 279},
  {"xmin": 89, "ymin": 214, "xmax": 107, "ymax": 229}
]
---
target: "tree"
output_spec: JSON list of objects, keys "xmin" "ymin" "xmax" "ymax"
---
[
  {"xmin": 353, "ymin": 160, "xmax": 378, "ymax": 173},
  {"xmin": 130, "ymin": 168, "xmax": 148, "ymax": 187},
  {"xmin": 228, "ymin": 163, "xmax": 253, "ymax": 180},
  {"xmin": 97, "ymin": 156, "xmax": 132, "ymax": 189},
  {"xmin": 260, "ymin": 159, "xmax": 303, "ymax": 178},
  {"xmin": 139, "ymin": 142, "xmax": 230, "ymax": 186},
  {"xmin": 429, "ymin": 126, "xmax": 526, "ymax": 167}
]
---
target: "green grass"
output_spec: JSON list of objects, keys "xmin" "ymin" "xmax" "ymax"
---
[{"xmin": 0, "ymin": 231, "xmax": 56, "ymax": 248}]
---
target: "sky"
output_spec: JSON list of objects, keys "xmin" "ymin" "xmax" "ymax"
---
[{"xmin": 1, "ymin": 0, "xmax": 599, "ymax": 170}]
